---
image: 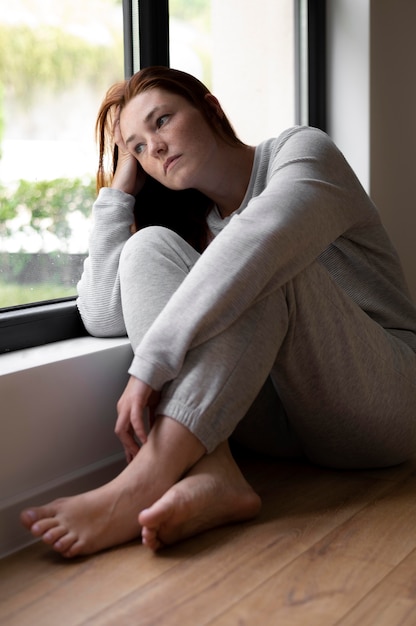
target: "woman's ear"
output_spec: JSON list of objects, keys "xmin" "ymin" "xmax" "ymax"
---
[{"xmin": 204, "ymin": 93, "xmax": 224, "ymax": 119}]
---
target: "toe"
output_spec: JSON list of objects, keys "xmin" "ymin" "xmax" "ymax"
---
[
  {"xmin": 53, "ymin": 531, "xmax": 79, "ymax": 556},
  {"xmin": 141, "ymin": 525, "xmax": 156, "ymax": 542},
  {"xmin": 20, "ymin": 509, "xmax": 39, "ymax": 529},
  {"xmin": 141, "ymin": 527, "xmax": 162, "ymax": 551},
  {"xmin": 138, "ymin": 507, "xmax": 152, "ymax": 527},
  {"xmin": 30, "ymin": 517, "xmax": 60, "ymax": 538},
  {"xmin": 42, "ymin": 526, "xmax": 68, "ymax": 546},
  {"xmin": 20, "ymin": 504, "xmax": 59, "ymax": 529}
]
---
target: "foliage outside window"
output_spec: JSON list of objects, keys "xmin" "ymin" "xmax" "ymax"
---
[{"xmin": 0, "ymin": 0, "xmax": 123, "ymax": 308}]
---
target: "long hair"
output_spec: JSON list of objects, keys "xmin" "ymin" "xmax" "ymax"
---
[{"xmin": 95, "ymin": 67, "xmax": 243, "ymax": 253}]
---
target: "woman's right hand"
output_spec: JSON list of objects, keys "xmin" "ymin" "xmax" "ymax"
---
[
  {"xmin": 111, "ymin": 113, "xmax": 146, "ymax": 197},
  {"xmin": 115, "ymin": 375, "xmax": 156, "ymax": 463}
]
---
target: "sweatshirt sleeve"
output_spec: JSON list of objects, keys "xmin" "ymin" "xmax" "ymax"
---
[
  {"xmin": 77, "ymin": 187, "xmax": 135, "ymax": 337},
  {"xmin": 128, "ymin": 128, "xmax": 377, "ymax": 389}
]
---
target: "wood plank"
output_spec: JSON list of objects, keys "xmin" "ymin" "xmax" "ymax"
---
[
  {"xmin": 209, "ymin": 470, "xmax": 416, "ymax": 626},
  {"xmin": 0, "ymin": 540, "xmax": 183, "ymax": 626},
  {"xmin": 337, "ymin": 548, "xmax": 416, "ymax": 626}
]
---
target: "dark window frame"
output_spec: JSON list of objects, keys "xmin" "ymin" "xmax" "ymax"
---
[{"xmin": 0, "ymin": 0, "xmax": 326, "ymax": 355}]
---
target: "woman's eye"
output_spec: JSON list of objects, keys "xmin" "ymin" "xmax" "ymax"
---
[
  {"xmin": 134, "ymin": 143, "xmax": 145, "ymax": 155},
  {"xmin": 156, "ymin": 114, "xmax": 169, "ymax": 129}
]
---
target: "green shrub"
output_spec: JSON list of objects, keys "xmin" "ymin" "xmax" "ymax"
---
[{"xmin": 0, "ymin": 177, "xmax": 96, "ymax": 251}]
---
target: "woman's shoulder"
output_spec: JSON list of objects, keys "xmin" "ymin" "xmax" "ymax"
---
[
  {"xmin": 256, "ymin": 126, "xmax": 342, "ymax": 178},
  {"xmin": 246, "ymin": 127, "xmax": 340, "ymax": 203},
  {"xmin": 260, "ymin": 125, "xmax": 333, "ymax": 156}
]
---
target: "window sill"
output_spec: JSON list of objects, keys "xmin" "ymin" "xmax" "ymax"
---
[
  {"xmin": 0, "ymin": 335, "xmax": 131, "ymax": 375},
  {"xmin": 0, "ymin": 299, "xmax": 87, "ymax": 354}
]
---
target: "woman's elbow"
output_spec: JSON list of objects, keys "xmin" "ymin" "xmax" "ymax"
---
[{"xmin": 77, "ymin": 301, "xmax": 127, "ymax": 338}]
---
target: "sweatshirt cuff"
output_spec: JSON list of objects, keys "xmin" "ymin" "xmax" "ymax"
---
[
  {"xmin": 96, "ymin": 186, "xmax": 136, "ymax": 207},
  {"xmin": 128, "ymin": 353, "xmax": 173, "ymax": 391}
]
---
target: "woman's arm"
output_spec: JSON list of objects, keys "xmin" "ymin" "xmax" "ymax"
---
[
  {"xmin": 128, "ymin": 128, "xmax": 377, "ymax": 389},
  {"xmin": 76, "ymin": 187, "xmax": 135, "ymax": 336},
  {"xmin": 77, "ymin": 115, "xmax": 146, "ymax": 337}
]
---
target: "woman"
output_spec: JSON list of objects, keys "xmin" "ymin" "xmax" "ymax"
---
[{"xmin": 21, "ymin": 67, "xmax": 416, "ymax": 557}]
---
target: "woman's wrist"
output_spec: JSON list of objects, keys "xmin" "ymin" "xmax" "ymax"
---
[
  {"xmin": 96, "ymin": 187, "xmax": 136, "ymax": 208},
  {"xmin": 110, "ymin": 171, "xmax": 137, "ymax": 196},
  {"xmin": 111, "ymin": 154, "xmax": 145, "ymax": 196}
]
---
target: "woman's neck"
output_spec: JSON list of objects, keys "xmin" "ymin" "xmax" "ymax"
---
[{"xmin": 201, "ymin": 143, "xmax": 256, "ymax": 219}]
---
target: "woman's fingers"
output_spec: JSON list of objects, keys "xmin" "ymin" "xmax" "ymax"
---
[
  {"xmin": 114, "ymin": 412, "xmax": 141, "ymax": 461},
  {"xmin": 115, "ymin": 376, "xmax": 155, "ymax": 458},
  {"xmin": 111, "ymin": 108, "xmax": 147, "ymax": 196}
]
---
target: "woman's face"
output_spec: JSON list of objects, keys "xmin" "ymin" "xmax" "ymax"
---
[{"xmin": 119, "ymin": 88, "xmax": 220, "ymax": 191}]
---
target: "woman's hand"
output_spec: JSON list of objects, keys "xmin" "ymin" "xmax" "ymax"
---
[
  {"xmin": 111, "ymin": 111, "xmax": 146, "ymax": 197},
  {"xmin": 115, "ymin": 375, "xmax": 159, "ymax": 462}
]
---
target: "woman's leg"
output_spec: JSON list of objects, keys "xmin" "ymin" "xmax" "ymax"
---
[
  {"xmin": 118, "ymin": 226, "xmax": 201, "ymax": 348},
  {"xmin": 231, "ymin": 376, "xmax": 303, "ymax": 458},
  {"xmin": 138, "ymin": 255, "xmax": 416, "ymax": 549},
  {"xmin": 119, "ymin": 227, "xmax": 297, "ymax": 452},
  {"xmin": 21, "ymin": 227, "xmax": 416, "ymax": 555},
  {"xmin": 20, "ymin": 227, "xmax": 262, "ymax": 556},
  {"xmin": 20, "ymin": 229, "xmax": 203, "ymax": 556},
  {"xmin": 140, "ymin": 440, "xmax": 261, "ymax": 550},
  {"xmin": 20, "ymin": 415, "xmax": 208, "ymax": 557},
  {"xmin": 270, "ymin": 260, "xmax": 416, "ymax": 469},
  {"xmin": 125, "ymin": 232, "xmax": 416, "ymax": 552},
  {"xmin": 121, "ymin": 227, "xmax": 416, "ymax": 468}
]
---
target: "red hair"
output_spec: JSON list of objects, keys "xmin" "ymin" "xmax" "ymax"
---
[
  {"xmin": 96, "ymin": 66, "xmax": 242, "ymax": 190},
  {"xmin": 94, "ymin": 67, "xmax": 244, "ymax": 251}
]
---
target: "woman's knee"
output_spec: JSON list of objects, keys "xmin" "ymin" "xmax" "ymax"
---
[
  {"xmin": 120, "ymin": 226, "xmax": 172, "ymax": 266},
  {"xmin": 120, "ymin": 226, "xmax": 199, "ymax": 274}
]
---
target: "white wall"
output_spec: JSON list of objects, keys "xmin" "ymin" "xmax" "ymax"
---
[
  {"xmin": 369, "ymin": 0, "xmax": 416, "ymax": 302},
  {"xmin": 327, "ymin": 0, "xmax": 416, "ymax": 301}
]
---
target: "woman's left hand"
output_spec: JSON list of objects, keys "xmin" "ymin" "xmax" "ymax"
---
[{"xmin": 115, "ymin": 375, "xmax": 158, "ymax": 462}]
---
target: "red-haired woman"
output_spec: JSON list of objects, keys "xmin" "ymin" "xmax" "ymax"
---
[{"xmin": 21, "ymin": 67, "xmax": 416, "ymax": 557}]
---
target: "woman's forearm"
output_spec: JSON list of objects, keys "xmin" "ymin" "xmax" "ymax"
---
[{"xmin": 77, "ymin": 187, "xmax": 135, "ymax": 336}]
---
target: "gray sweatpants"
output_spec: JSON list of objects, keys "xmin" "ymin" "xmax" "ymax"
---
[{"xmin": 119, "ymin": 226, "xmax": 416, "ymax": 469}]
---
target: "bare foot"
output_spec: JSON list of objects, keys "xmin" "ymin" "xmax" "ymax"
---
[
  {"xmin": 20, "ymin": 417, "xmax": 206, "ymax": 558},
  {"xmin": 19, "ymin": 470, "xmax": 150, "ymax": 558},
  {"xmin": 139, "ymin": 442, "xmax": 261, "ymax": 550}
]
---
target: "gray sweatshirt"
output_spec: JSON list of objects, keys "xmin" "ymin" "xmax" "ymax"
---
[{"xmin": 77, "ymin": 126, "xmax": 416, "ymax": 389}]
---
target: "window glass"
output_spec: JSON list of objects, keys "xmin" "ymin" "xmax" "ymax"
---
[
  {"xmin": 0, "ymin": 0, "xmax": 124, "ymax": 309},
  {"xmin": 169, "ymin": 0, "xmax": 296, "ymax": 145}
]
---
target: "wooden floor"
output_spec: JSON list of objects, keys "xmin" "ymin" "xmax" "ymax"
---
[{"xmin": 2, "ymin": 452, "xmax": 416, "ymax": 625}]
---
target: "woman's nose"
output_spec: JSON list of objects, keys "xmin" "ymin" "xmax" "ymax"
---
[{"xmin": 149, "ymin": 138, "xmax": 167, "ymax": 157}]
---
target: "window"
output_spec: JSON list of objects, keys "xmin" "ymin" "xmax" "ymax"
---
[
  {"xmin": 0, "ymin": 0, "xmax": 124, "ymax": 310},
  {"xmin": 169, "ymin": 0, "xmax": 296, "ymax": 144},
  {"xmin": 0, "ymin": 0, "xmax": 326, "ymax": 353}
]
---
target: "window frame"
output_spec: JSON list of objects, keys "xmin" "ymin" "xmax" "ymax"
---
[{"xmin": 0, "ymin": 0, "xmax": 326, "ymax": 355}]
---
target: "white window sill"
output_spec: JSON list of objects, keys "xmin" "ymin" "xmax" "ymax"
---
[{"xmin": 0, "ymin": 335, "xmax": 131, "ymax": 376}]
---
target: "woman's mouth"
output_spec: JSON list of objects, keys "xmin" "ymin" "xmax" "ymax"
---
[{"xmin": 164, "ymin": 155, "xmax": 181, "ymax": 174}]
